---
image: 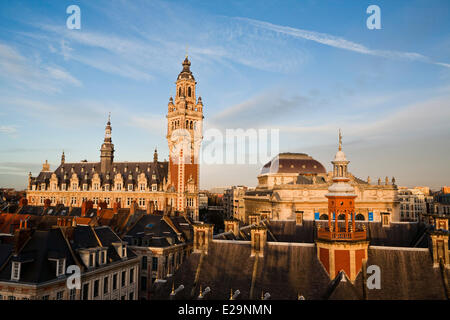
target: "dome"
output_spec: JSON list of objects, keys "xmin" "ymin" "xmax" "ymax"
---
[
  {"xmin": 177, "ymin": 57, "xmax": 195, "ymax": 81},
  {"xmin": 260, "ymin": 153, "xmax": 326, "ymax": 175},
  {"xmin": 333, "ymin": 150, "xmax": 347, "ymax": 162}
]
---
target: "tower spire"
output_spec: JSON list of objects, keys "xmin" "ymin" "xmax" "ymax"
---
[
  {"xmin": 100, "ymin": 114, "xmax": 114, "ymax": 173},
  {"xmin": 338, "ymin": 129, "xmax": 342, "ymax": 151},
  {"xmin": 61, "ymin": 150, "xmax": 65, "ymax": 165}
]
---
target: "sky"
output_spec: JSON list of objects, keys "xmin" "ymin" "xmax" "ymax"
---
[{"xmin": 0, "ymin": 0, "xmax": 449, "ymax": 191}]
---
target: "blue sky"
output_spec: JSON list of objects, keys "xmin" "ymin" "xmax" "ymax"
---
[{"xmin": 0, "ymin": 0, "xmax": 449, "ymax": 190}]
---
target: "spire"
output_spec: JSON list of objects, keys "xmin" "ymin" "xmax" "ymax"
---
[
  {"xmin": 338, "ymin": 129, "xmax": 342, "ymax": 151},
  {"xmin": 61, "ymin": 150, "xmax": 65, "ymax": 165},
  {"xmin": 100, "ymin": 113, "xmax": 114, "ymax": 173},
  {"xmin": 153, "ymin": 147, "xmax": 158, "ymax": 162}
]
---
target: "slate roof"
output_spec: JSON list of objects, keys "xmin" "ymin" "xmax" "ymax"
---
[{"xmin": 31, "ymin": 161, "xmax": 168, "ymax": 189}]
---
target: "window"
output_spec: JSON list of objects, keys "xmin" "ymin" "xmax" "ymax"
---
[
  {"xmin": 89, "ymin": 253, "xmax": 94, "ymax": 267},
  {"xmin": 72, "ymin": 183, "xmax": 77, "ymax": 191},
  {"xmin": 105, "ymin": 198, "xmax": 110, "ymax": 205},
  {"xmin": 127, "ymin": 198, "xmax": 132, "ymax": 206},
  {"xmin": 82, "ymin": 283, "xmax": 89, "ymax": 300},
  {"xmin": 104, "ymin": 184, "xmax": 109, "ymax": 191},
  {"xmin": 56, "ymin": 291, "xmax": 64, "ymax": 300},
  {"xmin": 129, "ymin": 292, "xmax": 134, "ymax": 300},
  {"xmin": 113, "ymin": 274, "xmax": 118, "ymax": 290},
  {"xmin": 93, "ymin": 183, "xmax": 99, "ymax": 190},
  {"xmin": 128, "ymin": 184, "xmax": 133, "ymax": 191},
  {"xmin": 93, "ymin": 279, "xmax": 99, "ymax": 297},
  {"xmin": 152, "ymin": 184, "xmax": 157, "ymax": 191},
  {"xmin": 140, "ymin": 183, "xmax": 146, "ymax": 191},
  {"xmin": 152, "ymin": 257, "xmax": 158, "ymax": 271},
  {"xmin": 69, "ymin": 289, "xmax": 76, "ymax": 300},
  {"xmin": 8, "ymin": 296, "xmax": 16, "ymax": 300},
  {"xmin": 141, "ymin": 277, "xmax": 147, "ymax": 291},
  {"xmin": 116, "ymin": 183, "xmax": 122, "ymax": 191},
  {"xmin": 121, "ymin": 271, "xmax": 126, "ymax": 287},
  {"xmin": 138, "ymin": 198, "xmax": 145, "ymax": 207},
  {"xmin": 42, "ymin": 295, "xmax": 49, "ymax": 300},
  {"xmin": 71, "ymin": 197, "xmax": 77, "ymax": 205},
  {"xmin": 152, "ymin": 174, "xmax": 156, "ymax": 179},
  {"xmin": 83, "ymin": 184, "xmax": 88, "ymax": 191},
  {"xmin": 142, "ymin": 256, "xmax": 147, "ymax": 270},
  {"xmin": 130, "ymin": 268, "xmax": 134, "ymax": 284},
  {"xmin": 103, "ymin": 276, "xmax": 109, "ymax": 294},
  {"xmin": 61, "ymin": 184, "xmax": 66, "ymax": 191},
  {"xmin": 11, "ymin": 262, "xmax": 20, "ymax": 280},
  {"xmin": 100, "ymin": 251, "xmax": 106, "ymax": 265},
  {"xmin": 93, "ymin": 197, "xmax": 99, "ymax": 205}
]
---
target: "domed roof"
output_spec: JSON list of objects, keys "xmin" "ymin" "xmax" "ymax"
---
[
  {"xmin": 260, "ymin": 153, "xmax": 326, "ymax": 175},
  {"xmin": 177, "ymin": 57, "xmax": 195, "ymax": 81},
  {"xmin": 333, "ymin": 150, "xmax": 347, "ymax": 162}
]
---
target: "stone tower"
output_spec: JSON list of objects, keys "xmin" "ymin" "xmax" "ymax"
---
[
  {"xmin": 100, "ymin": 114, "xmax": 114, "ymax": 174},
  {"xmin": 167, "ymin": 56, "xmax": 203, "ymax": 221}
]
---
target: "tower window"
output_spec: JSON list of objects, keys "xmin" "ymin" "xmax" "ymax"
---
[
  {"xmin": 179, "ymin": 88, "xmax": 181, "ymax": 96},
  {"xmin": 188, "ymin": 87, "xmax": 191, "ymax": 97}
]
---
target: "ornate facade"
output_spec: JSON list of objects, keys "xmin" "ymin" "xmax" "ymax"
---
[
  {"xmin": 244, "ymin": 133, "xmax": 400, "ymax": 223},
  {"xmin": 26, "ymin": 57, "xmax": 203, "ymax": 221}
]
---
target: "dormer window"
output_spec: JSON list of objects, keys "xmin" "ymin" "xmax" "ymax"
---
[
  {"xmin": 104, "ymin": 184, "xmax": 110, "ymax": 191},
  {"xmin": 122, "ymin": 245, "xmax": 127, "ymax": 258},
  {"xmin": 41, "ymin": 183, "xmax": 46, "ymax": 190},
  {"xmin": 128, "ymin": 184, "xmax": 133, "ymax": 191},
  {"xmin": 72, "ymin": 183, "xmax": 77, "ymax": 191},
  {"xmin": 56, "ymin": 259, "xmax": 66, "ymax": 277},
  {"xmin": 140, "ymin": 183, "xmax": 146, "ymax": 191},
  {"xmin": 116, "ymin": 183, "xmax": 122, "ymax": 191},
  {"xmin": 61, "ymin": 184, "xmax": 66, "ymax": 191},
  {"xmin": 152, "ymin": 175, "xmax": 156, "ymax": 180},
  {"xmin": 152, "ymin": 184, "xmax": 157, "ymax": 191},
  {"xmin": 89, "ymin": 253, "xmax": 95, "ymax": 267},
  {"xmin": 98, "ymin": 250, "xmax": 107, "ymax": 265},
  {"xmin": 11, "ymin": 262, "xmax": 20, "ymax": 281},
  {"xmin": 83, "ymin": 184, "xmax": 88, "ymax": 191}
]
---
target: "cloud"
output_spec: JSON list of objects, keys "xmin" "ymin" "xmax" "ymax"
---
[
  {"xmin": 0, "ymin": 42, "xmax": 82, "ymax": 93},
  {"xmin": 238, "ymin": 17, "xmax": 450, "ymax": 69},
  {"xmin": 0, "ymin": 125, "xmax": 18, "ymax": 135}
]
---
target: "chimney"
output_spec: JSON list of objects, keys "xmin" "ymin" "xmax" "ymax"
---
[
  {"xmin": 435, "ymin": 217, "xmax": 449, "ymax": 231},
  {"xmin": 224, "ymin": 219, "xmax": 240, "ymax": 237},
  {"xmin": 250, "ymin": 226, "xmax": 267, "ymax": 258},
  {"xmin": 81, "ymin": 201, "xmax": 87, "ymax": 217},
  {"xmin": 113, "ymin": 201, "xmax": 121, "ymax": 214},
  {"xmin": 430, "ymin": 231, "xmax": 449, "ymax": 268},
  {"xmin": 248, "ymin": 214, "xmax": 260, "ymax": 226},
  {"xmin": 146, "ymin": 200, "xmax": 153, "ymax": 215},
  {"xmin": 381, "ymin": 212, "xmax": 391, "ymax": 227},
  {"xmin": 193, "ymin": 223, "xmax": 214, "ymax": 254},
  {"xmin": 295, "ymin": 211, "xmax": 304, "ymax": 226},
  {"xmin": 44, "ymin": 198, "xmax": 51, "ymax": 210},
  {"xmin": 130, "ymin": 200, "xmax": 138, "ymax": 215},
  {"xmin": 19, "ymin": 197, "xmax": 28, "ymax": 207}
]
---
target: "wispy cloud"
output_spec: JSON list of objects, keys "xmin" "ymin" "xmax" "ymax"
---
[
  {"xmin": 0, "ymin": 42, "xmax": 82, "ymax": 93},
  {"xmin": 0, "ymin": 125, "xmax": 18, "ymax": 136},
  {"xmin": 238, "ymin": 17, "xmax": 450, "ymax": 69}
]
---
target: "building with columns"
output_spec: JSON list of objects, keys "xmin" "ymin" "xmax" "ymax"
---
[
  {"xmin": 243, "ymin": 132, "xmax": 400, "ymax": 223},
  {"xmin": 26, "ymin": 57, "xmax": 203, "ymax": 222}
]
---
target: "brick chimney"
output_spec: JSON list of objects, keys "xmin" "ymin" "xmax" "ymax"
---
[
  {"xmin": 19, "ymin": 197, "xmax": 28, "ymax": 207},
  {"xmin": 193, "ymin": 223, "xmax": 214, "ymax": 254},
  {"xmin": 81, "ymin": 200, "xmax": 94, "ymax": 217},
  {"xmin": 44, "ymin": 198, "xmax": 51, "ymax": 210},
  {"xmin": 224, "ymin": 219, "xmax": 240, "ymax": 237},
  {"xmin": 130, "ymin": 200, "xmax": 138, "ymax": 215},
  {"xmin": 113, "ymin": 201, "xmax": 121, "ymax": 214},
  {"xmin": 146, "ymin": 200, "xmax": 153, "ymax": 215},
  {"xmin": 250, "ymin": 226, "xmax": 267, "ymax": 258}
]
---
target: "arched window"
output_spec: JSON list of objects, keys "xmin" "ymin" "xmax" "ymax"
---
[
  {"xmin": 356, "ymin": 214, "xmax": 365, "ymax": 221},
  {"xmin": 319, "ymin": 214, "xmax": 328, "ymax": 220},
  {"xmin": 188, "ymin": 87, "xmax": 191, "ymax": 97},
  {"xmin": 179, "ymin": 87, "xmax": 181, "ymax": 96},
  {"xmin": 190, "ymin": 121, "xmax": 193, "ymax": 129},
  {"xmin": 338, "ymin": 214, "xmax": 346, "ymax": 220},
  {"xmin": 186, "ymin": 120, "xmax": 188, "ymax": 128}
]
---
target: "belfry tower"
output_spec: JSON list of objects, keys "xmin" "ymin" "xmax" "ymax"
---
[
  {"xmin": 167, "ymin": 56, "xmax": 204, "ymax": 221},
  {"xmin": 100, "ymin": 114, "xmax": 114, "ymax": 174},
  {"xmin": 316, "ymin": 130, "xmax": 369, "ymax": 282}
]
